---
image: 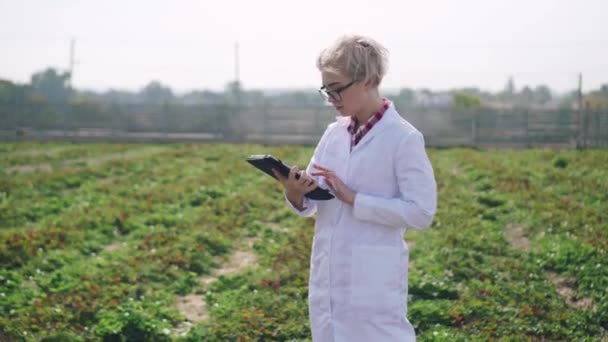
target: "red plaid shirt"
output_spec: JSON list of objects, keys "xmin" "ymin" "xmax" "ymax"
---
[{"xmin": 347, "ymin": 98, "xmax": 389, "ymax": 151}]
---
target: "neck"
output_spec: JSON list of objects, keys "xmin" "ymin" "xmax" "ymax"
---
[{"xmin": 353, "ymin": 95, "xmax": 385, "ymax": 125}]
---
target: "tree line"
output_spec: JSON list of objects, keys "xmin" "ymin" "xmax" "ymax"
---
[{"xmin": 1, "ymin": 67, "xmax": 607, "ymax": 110}]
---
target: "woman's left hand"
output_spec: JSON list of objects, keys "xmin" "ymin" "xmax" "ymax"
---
[{"xmin": 311, "ymin": 163, "xmax": 356, "ymax": 205}]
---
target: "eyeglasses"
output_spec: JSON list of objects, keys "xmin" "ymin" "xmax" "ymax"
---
[{"xmin": 318, "ymin": 80, "xmax": 355, "ymax": 102}]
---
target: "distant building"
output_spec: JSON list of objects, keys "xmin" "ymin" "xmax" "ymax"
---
[{"xmin": 414, "ymin": 91, "xmax": 453, "ymax": 108}]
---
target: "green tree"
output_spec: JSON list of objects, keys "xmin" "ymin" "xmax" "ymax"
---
[
  {"xmin": 498, "ymin": 76, "xmax": 516, "ymax": 104},
  {"xmin": 140, "ymin": 81, "xmax": 174, "ymax": 104},
  {"xmin": 452, "ymin": 91, "xmax": 483, "ymax": 109},
  {"xmin": 558, "ymin": 90, "xmax": 578, "ymax": 110},
  {"xmin": 0, "ymin": 79, "xmax": 16, "ymax": 105},
  {"xmin": 584, "ymin": 83, "xmax": 608, "ymax": 109},
  {"xmin": 534, "ymin": 85, "xmax": 552, "ymax": 104},
  {"xmin": 397, "ymin": 88, "xmax": 415, "ymax": 105},
  {"xmin": 519, "ymin": 86, "xmax": 534, "ymax": 106},
  {"xmin": 30, "ymin": 68, "xmax": 71, "ymax": 104}
]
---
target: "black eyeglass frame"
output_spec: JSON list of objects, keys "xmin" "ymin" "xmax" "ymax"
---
[{"xmin": 318, "ymin": 80, "xmax": 355, "ymax": 102}]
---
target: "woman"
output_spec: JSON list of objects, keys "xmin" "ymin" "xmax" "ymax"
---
[{"xmin": 272, "ymin": 35, "xmax": 437, "ymax": 341}]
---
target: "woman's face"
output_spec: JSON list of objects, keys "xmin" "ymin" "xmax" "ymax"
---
[{"xmin": 321, "ymin": 70, "xmax": 370, "ymax": 117}]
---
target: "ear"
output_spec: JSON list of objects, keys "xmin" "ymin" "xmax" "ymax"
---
[{"xmin": 363, "ymin": 77, "xmax": 377, "ymax": 90}]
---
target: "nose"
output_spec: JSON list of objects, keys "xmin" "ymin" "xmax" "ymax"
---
[{"xmin": 328, "ymin": 96, "xmax": 339, "ymax": 106}]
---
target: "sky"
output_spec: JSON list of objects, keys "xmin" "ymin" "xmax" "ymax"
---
[{"xmin": 1, "ymin": 0, "xmax": 607, "ymax": 94}]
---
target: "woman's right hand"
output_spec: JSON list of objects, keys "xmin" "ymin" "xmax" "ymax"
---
[{"xmin": 272, "ymin": 166, "xmax": 317, "ymax": 209}]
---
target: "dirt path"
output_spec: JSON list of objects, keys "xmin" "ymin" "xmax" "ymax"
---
[
  {"xmin": 103, "ymin": 242, "xmax": 124, "ymax": 253},
  {"xmin": 546, "ymin": 272, "xmax": 594, "ymax": 311},
  {"xmin": 173, "ymin": 218, "xmax": 302, "ymax": 336},
  {"xmin": 504, "ymin": 225, "xmax": 594, "ymax": 312},
  {"xmin": 174, "ymin": 236, "xmax": 260, "ymax": 336},
  {"xmin": 504, "ymin": 224, "xmax": 531, "ymax": 252}
]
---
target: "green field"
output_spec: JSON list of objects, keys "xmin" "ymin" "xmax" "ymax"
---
[{"xmin": 1, "ymin": 142, "xmax": 607, "ymax": 341}]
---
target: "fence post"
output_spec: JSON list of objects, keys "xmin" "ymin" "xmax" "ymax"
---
[
  {"xmin": 13, "ymin": 93, "xmax": 19, "ymax": 140},
  {"xmin": 62, "ymin": 104, "xmax": 68, "ymax": 139},
  {"xmin": 604, "ymin": 110, "xmax": 608, "ymax": 147},
  {"xmin": 111, "ymin": 103, "xmax": 118, "ymax": 139},
  {"xmin": 576, "ymin": 73, "xmax": 583, "ymax": 149},
  {"xmin": 163, "ymin": 102, "xmax": 169, "ymax": 141},
  {"xmin": 595, "ymin": 110, "xmax": 600, "ymax": 148},
  {"xmin": 471, "ymin": 109, "xmax": 477, "ymax": 147},
  {"xmin": 263, "ymin": 103, "xmax": 270, "ymax": 145},
  {"xmin": 582, "ymin": 104, "xmax": 588, "ymax": 149},
  {"xmin": 524, "ymin": 108, "xmax": 530, "ymax": 148}
]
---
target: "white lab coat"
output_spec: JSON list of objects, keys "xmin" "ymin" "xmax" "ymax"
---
[{"xmin": 284, "ymin": 102, "xmax": 437, "ymax": 342}]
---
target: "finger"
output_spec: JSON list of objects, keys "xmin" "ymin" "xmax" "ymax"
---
[
  {"xmin": 288, "ymin": 166, "xmax": 299, "ymax": 181},
  {"xmin": 311, "ymin": 171, "xmax": 336, "ymax": 187},
  {"xmin": 299, "ymin": 170, "xmax": 310, "ymax": 180},
  {"xmin": 313, "ymin": 163, "xmax": 333, "ymax": 172},
  {"xmin": 305, "ymin": 181, "xmax": 317, "ymax": 192},
  {"xmin": 306, "ymin": 178, "xmax": 316, "ymax": 188},
  {"xmin": 297, "ymin": 171, "xmax": 309, "ymax": 185},
  {"xmin": 304, "ymin": 175, "xmax": 317, "ymax": 187},
  {"xmin": 326, "ymin": 178, "xmax": 335, "ymax": 190},
  {"xmin": 311, "ymin": 170, "xmax": 334, "ymax": 178},
  {"xmin": 272, "ymin": 168, "xmax": 286, "ymax": 183},
  {"xmin": 304, "ymin": 172, "xmax": 317, "ymax": 183}
]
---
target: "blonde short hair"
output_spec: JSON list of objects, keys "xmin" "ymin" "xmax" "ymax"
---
[{"xmin": 316, "ymin": 35, "xmax": 389, "ymax": 87}]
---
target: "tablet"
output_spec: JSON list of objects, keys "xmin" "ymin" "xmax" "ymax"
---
[{"xmin": 246, "ymin": 154, "xmax": 335, "ymax": 200}]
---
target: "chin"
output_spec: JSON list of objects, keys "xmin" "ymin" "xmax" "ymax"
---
[{"xmin": 335, "ymin": 107, "xmax": 348, "ymax": 116}]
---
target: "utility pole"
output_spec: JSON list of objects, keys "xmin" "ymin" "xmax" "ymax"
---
[
  {"xmin": 63, "ymin": 37, "xmax": 76, "ymax": 137},
  {"xmin": 228, "ymin": 41, "xmax": 242, "ymax": 141},
  {"xmin": 576, "ymin": 73, "xmax": 583, "ymax": 149},
  {"xmin": 68, "ymin": 37, "xmax": 76, "ymax": 89},
  {"xmin": 235, "ymin": 41, "xmax": 240, "ymax": 84}
]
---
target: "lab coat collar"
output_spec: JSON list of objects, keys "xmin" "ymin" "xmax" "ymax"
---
[{"xmin": 349, "ymin": 101, "xmax": 399, "ymax": 154}]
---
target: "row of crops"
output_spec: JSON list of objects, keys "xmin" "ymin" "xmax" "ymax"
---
[{"xmin": 0, "ymin": 142, "xmax": 606, "ymax": 340}]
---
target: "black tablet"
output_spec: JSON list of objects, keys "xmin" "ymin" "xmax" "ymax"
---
[{"xmin": 246, "ymin": 154, "xmax": 334, "ymax": 200}]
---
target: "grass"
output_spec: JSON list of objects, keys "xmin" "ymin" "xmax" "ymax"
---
[{"xmin": 0, "ymin": 142, "xmax": 606, "ymax": 341}]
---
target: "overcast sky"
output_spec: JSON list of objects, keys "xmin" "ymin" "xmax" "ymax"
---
[{"xmin": 1, "ymin": 0, "xmax": 607, "ymax": 94}]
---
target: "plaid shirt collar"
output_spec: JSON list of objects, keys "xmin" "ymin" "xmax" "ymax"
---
[{"xmin": 347, "ymin": 98, "xmax": 390, "ymax": 150}]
